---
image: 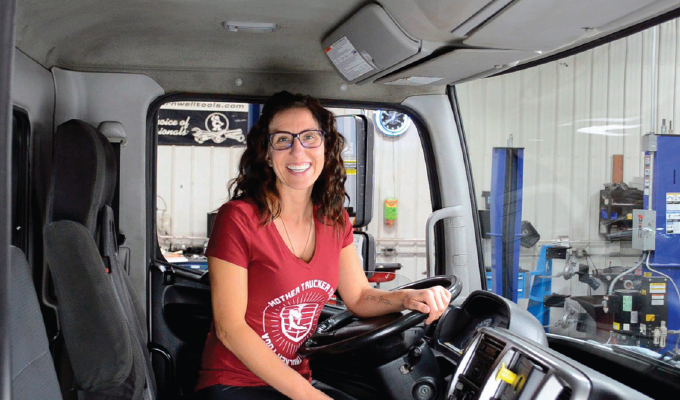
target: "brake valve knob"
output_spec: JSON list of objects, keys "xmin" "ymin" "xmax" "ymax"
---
[{"xmin": 495, "ymin": 362, "xmax": 520, "ymax": 388}]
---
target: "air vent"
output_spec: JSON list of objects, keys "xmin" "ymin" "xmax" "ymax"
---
[{"xmin": 556, "ymin": 386, "xmax": 572, "ymax": 400}]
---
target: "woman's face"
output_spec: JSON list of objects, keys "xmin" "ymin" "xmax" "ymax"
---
[{"xmin": 267, "ymin": 107, "xmax": 325, "ymax": 195}]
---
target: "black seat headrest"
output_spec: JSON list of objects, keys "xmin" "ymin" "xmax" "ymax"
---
[{"xmin": 49, "ymin": 119, "xmax": 117, "ymax": 235}]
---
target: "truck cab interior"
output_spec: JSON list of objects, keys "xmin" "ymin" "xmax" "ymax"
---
[{"xmin": 4, "ymin": 1, "xmax": 680, "ymax": 400}]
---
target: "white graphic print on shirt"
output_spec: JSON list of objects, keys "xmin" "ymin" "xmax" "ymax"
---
[{"xmin": 261, "ymin": 279, "xmax": 335, "ymax": 366}]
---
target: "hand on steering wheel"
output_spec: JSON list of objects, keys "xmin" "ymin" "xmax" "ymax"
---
[
  {"xmin": 402, "ymin": 285, "xmax": 452, "ymax": 325},
  {"xmin": 299, "ymin": 276, "xmax": 461, "ymax": 359}
]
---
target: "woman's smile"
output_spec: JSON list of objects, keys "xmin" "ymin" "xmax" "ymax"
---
[{"xmin": 286, "ymin": 162, "xmax": 312, "ymax": 173}]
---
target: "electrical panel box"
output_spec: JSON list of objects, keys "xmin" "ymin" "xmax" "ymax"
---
[{"xmin": 632, "ymin": 209, "xmax": 656, "ymax": 251}]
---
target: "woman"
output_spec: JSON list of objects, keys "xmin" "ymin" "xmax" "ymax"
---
[{"xmin": 194, "ymin": 91, "xmax": 451, "ymax": 400}]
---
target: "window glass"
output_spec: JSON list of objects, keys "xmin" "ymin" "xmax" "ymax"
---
[
  {"xmin": 155, "ymin": 101, "xmax": 432, "ymax": 284},
  {"xmin": 458, "ymin": 19, "xmax": 680, "ymax": 359}
]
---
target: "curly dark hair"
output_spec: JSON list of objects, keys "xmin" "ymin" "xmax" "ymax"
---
[{"xmin": 229, "ymin": 91, "xmax": 348, "ymax": 230}]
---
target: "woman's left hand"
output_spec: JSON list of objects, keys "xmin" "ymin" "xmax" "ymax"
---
[{"xmin": 402, "ymin": 286, "xmax": 452, "ymax": 325}]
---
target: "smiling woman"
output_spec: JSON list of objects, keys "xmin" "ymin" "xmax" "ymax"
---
[
  {"xmin": 8, "ymin": 1, "xmax": 680, "ymax": 400},
  {"xmin": 193, "ymin": 91, "xmax": 451, "ymax": 400}
]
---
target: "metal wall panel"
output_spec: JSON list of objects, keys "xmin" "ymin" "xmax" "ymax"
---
[
  {"xmin": 157, "ymin": 145, "xmax": 244, "ymax": 248},
  {"xmin": 457, "ymin": 20, "xmax": 680, "ymax": 273},
  {"xmin": 365, "ymin": 116, "xmax": 432, "ymax": 283}
]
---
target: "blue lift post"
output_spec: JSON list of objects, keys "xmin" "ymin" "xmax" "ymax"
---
[
  {"xmin": 490, "ymin": 147, "xmax": 524, "ymax": 303},
  {"xmin": 643, "ymin": 134, "xmax": 680, "ymax": 352}
]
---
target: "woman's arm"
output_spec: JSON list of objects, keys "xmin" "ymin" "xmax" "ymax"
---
[
  {"xmin": 209, "ymin": 257, "xmax": 331, "ymax": 400},
  {"xmin": 335, "ymin": 245, "xmax": 451, "ymax": 324}
]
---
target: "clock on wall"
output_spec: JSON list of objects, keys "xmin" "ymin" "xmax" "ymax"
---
[{"xmin": 375, "ymin": 110, "xmax": 411, "ymax": 137}]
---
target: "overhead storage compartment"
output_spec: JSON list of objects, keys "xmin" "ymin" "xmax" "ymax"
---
[
  {"xmin": 463, "ymin": 0, "xmax": 659, "ymax": 51},
  {"xmin": 322, "ymin": 4, "xmax": 427, "ymax": 84},
  {"xmin": 376, "ymin": 48, "xmax": 536, "ymax": 86}
]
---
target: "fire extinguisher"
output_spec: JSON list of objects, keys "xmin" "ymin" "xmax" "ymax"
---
[{"xmin": 384, "ymin": 198, "xmax": 398, "ymax": 226}]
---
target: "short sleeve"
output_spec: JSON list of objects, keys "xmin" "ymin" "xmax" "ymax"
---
[
  {"xmin": 204, "ymin": 202, "xmax": 252, "ymax": 269},
  {"xmin": 342, "ymin": 209, "xmax": 354, "ymax": 248}
]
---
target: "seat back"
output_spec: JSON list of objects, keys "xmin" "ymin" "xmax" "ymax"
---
[
  {"xmin": 9, "ymin": 246, "xmax": 62, "ymax": 400},
  {"xmin": 43, "ymin": 119, "xmax": 155, "ymax": 399}
]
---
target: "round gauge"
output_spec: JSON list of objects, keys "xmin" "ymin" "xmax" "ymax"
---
[{"xmin": 375, "ymin": 110, "xmax": 411, "ymax": 137}]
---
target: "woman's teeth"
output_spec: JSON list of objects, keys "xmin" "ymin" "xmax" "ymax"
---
[{"xmin": 287, "ymin": 163, "xmax": 311, "ymax": 172}]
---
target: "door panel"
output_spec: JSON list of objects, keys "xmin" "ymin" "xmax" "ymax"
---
[{"xmin": 149, "ymin": 262, "xmax": 211, "ymax": 399}]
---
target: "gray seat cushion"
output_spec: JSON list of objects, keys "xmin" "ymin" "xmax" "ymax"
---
[
  {"xmin": 10, "ymin": 246, "xmax": 62, "ymax": 400},
  {"xmin": 44, "ymin": 221, "xmax": 135, "ymax": 391}
]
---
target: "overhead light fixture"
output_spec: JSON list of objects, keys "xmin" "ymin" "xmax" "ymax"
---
[{"xmin": 222, "ymin": 21, "xmax": 277, "ymax": 33}]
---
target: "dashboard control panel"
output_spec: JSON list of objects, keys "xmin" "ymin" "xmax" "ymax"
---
[{"xmin": 446, "ymin": 328, "xmax": 577, "ymax": 400}]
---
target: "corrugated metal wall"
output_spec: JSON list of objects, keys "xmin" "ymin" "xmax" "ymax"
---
[
  {"xmin": 364, "ymin": 116, "xmax": 432, "ymax": 285},
  {"xmin": 457, "ymin": 20, "xmax": 680, "ymax": 294},
  {"xmin": 156, "ymin": 146, "xmax": 244, "ymax": 249}
]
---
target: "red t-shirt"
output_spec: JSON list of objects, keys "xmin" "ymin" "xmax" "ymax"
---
[{"xmin": 195, "ymin": 199, "xmax": 353, "ymax": 390}]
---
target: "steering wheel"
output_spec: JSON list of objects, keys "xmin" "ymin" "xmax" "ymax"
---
[{"xmin": 299, "ymin": 275, "xmax": 461, "ymax": 359}]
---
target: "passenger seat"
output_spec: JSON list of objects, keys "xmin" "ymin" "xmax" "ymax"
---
[{"xmin": 43, "ymin": 119, "xmax": 155, "ymax": 399}]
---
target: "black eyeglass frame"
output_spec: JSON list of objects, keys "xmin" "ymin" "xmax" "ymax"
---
[{"xmin": 267, "ymin": 129, "xmax": 326, "ymax": 150}]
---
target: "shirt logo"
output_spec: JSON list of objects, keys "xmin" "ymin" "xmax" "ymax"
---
[
  {"xmin": 280, "ymin": 303, "xmax": 318, "ymax": 343},
  {"xmin": 260, "ymin": 279, "xmax": 335, "ymax": 365}
]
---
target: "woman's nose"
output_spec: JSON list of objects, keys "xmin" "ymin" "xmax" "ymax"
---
[{"xmin": 290, "ymin": 136, "xmax": 306, "ymax": 154}]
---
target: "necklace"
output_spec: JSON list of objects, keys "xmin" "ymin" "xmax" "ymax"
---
[{"xmin": 280, "ymin": 216, "xmax": 313, "ymax": 259}]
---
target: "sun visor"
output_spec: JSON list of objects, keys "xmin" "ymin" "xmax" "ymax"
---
[
  {"xmin": 377, "ymin": 48, "xmax": 537, "ymax": 86},
  {"xmin": 462, "ymin": 0, "xmax": 659, "ymax": 52},
  {"xmin": 322, "ymin": 4, "xmax": 426, "ymax": 84}
]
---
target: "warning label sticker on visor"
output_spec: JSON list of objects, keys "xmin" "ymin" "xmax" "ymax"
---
[{"xmin": 325, "ymin": 36, "xmax": 375, "ymax": 81}]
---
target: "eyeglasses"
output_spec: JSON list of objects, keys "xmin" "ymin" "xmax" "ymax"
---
[{"xmin": 267, "ymin": 129, "xmax": 325, "ymax": 150}]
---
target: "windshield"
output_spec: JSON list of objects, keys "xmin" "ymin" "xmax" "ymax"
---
[{"xmin": 457, "ymin": 17, "xmax": 680, "ymax": 372}]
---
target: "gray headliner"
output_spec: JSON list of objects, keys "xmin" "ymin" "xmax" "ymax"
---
[{"xmin": 14, "ymin": 0, "xmax": 680, "ymax": 102}]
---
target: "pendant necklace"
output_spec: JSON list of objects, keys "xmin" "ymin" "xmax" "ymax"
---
[{"xmin": 281, "ymin": 216, "xmax": 313, "ymax": 259}]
